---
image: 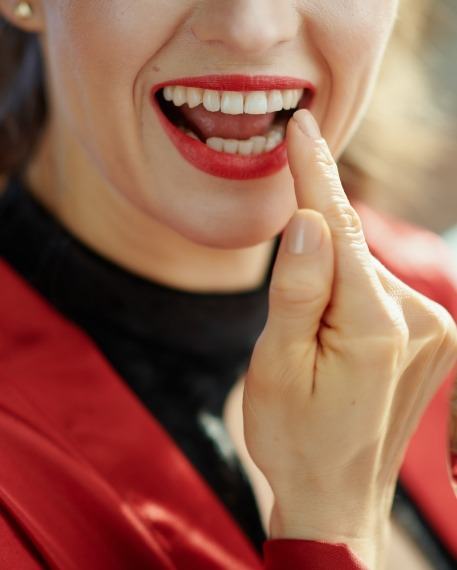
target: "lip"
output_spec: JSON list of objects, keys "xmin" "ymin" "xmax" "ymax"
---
[{"xmin": 150, "ymin": 74, "xmax": 316, "ymax": 180}]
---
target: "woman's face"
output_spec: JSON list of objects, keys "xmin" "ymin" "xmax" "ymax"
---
[{"xmin": 30, "ymin": 1, "xmax": 398, "ymax": 247}]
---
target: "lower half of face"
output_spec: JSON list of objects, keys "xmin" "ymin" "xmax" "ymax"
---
[{"xmin": 42, "ymin": 0, "xmax": 398, "ymax": 248}]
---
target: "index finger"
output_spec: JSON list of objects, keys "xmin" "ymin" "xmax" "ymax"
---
[{"xmin": 286, "ymin": 110, "xmax": 394, "ymax": 337}]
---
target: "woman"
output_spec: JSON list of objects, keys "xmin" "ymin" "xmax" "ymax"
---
[{"xmin": 0, "ymin": 1, "xmax": 456, "ymax": 569}]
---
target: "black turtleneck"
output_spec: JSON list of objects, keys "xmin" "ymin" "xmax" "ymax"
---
[
  {"xmin": 1, "ymin": 173, "xmax": 455, "ymax": 568},
  {"xmin": 0, "ymin": 172, "xmax": 282, "ymax": 553}
]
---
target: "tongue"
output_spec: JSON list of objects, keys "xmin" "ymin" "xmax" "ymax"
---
[{"xmin": 178, "ymin": 104, "xmax": 277, "ymax": 140}]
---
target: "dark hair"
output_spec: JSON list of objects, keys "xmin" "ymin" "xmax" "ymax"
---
[{"xmin": 0, "ymin": 18, "xmax": 46, "ymax": 176}]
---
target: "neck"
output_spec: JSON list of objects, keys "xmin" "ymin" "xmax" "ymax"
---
[{"xmin": 22, "ymin": 121, "xmax": 277, "ymax": 294}]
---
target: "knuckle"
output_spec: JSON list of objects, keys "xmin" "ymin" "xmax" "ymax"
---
[
  {"xmin": 364, "ymin": 301, "xmax": 410, "ymax": 351},
  {"xmin": 418, "ymin": 297, "xmax": 456, "ymax": 341},
  {"xmin": 433, "ymin": 303, "xmax": 457, "ymax": 337},
  {"xmin": 437, "ymin": 308, "xmax": 457, "ymax": 352},
  {"xmin": 314, "ymin": 138, "xmax": 335, "ymax": 167},
  {"xmin": 407, "ymin": 297, "xmax": 457, "ymax": 368},
  {"xmin": 323, "ymin": 201, "xmax": 365, "ymax": 239}
]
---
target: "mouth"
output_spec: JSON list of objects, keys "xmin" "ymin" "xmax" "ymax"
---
[{"xmin": 150, "ymin": 75, "xmax": 316, "ymax": 180}]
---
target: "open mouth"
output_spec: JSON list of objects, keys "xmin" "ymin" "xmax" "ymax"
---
[
  {"xmin": 155, "ymin": 85, "xmax": 312, "ymax": 155},
  {"xmin": 150, "ymin": 75, "xmax": 316, "ymax": 180}
]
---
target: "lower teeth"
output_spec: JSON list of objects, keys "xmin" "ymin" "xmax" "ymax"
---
[{"xmin": 178, "ymin": 125, "xmax": 285, "ymax": 155}]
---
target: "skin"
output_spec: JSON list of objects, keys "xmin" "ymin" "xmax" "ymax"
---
[
  {"xmin": 242, "ymin": 114, "xmax": 457, "ymax": 566},
  {"xmin": 2, "ymin": 1, "xmax": 457, "ymax": 568},
  {"xmin": 2, "ymin": 0, "xmax": 398, "ymax": 291}
]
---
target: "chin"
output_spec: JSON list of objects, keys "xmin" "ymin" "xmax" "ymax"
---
[
  {"xmin": 110, "ymin": 143, "xmax": 297, "ymax": 250},
  {"xmin": 164, "ymin": 193, "xmax": 295, "ymax": 250}
]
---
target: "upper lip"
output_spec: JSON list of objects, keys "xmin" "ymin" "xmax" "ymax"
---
[{"xmin": 151, "ymin": 74, "xmax": 316, "ymax": 96}]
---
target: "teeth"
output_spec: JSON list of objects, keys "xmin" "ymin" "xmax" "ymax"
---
[
  {"xmin": 265, "ymin": 130, "xmax": 283, "ymax": 151},
  {"xmin": 223, "ymin": 139, "xmax": 239, "ymax": 154},
  {"xmin": 251, "ymin": 136, "xmax": 267, "ymax": 155},
  {"xmin": 163, "ymin": 86, "xmax": 174, "ymax": 101},
  {"xmin": 244, "ymin": 92, "xmax": 268, "ymax": 115},
  {"xmin": 206, "ymin": 137, "xmax": 224, "ymax": 151},
  {"xmin": 282, "ymin": 90, "xmax": 295, "ymax": 110},
  {"xmin": 220, "ymin": 91, "xmax": 244, "ymax": 115},
  {"xmin": 178, "ymin": 123, "xmax": 285, "ymax": 154},
  {"xmin": 204, "ymin": 123, "xmax": 286, "ymax": 156},
  {"xmin": 172, "ymin": 86, "xmax": 187, "ymax": 107},
  {"xmin": 203, "ymin": 90, "xmax": 220, "ymax": 112},
  {"xmin": 163, "ymin": 86, "xmax": 304, "ymax": 115},
  {"xmin": 238, "ymin": 139, "xmax": 254, "ymax": 155},
  {"xmin": 267, "ymin": 90, "xmax": 284, "ymax": 113},
  {"xmin": 181, "ymin": 128, "xmax": 199, "ymax": 140},
  {"xmin": 179, "ymin": 124, "xmax": 285, "ymax": 155},
  {"xmin": 187, "ymin": 87, "xmax": 203, "ymax": 109}
]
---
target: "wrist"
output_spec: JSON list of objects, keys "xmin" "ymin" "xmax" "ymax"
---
[{"xmin": 268, "ymin": 500, "xmax": 386, "ymax": 569}]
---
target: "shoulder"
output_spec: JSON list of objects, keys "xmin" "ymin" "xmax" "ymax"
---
[{"xmin": 353, "ymin": 200, "xmax": 457, "ymax": 320}]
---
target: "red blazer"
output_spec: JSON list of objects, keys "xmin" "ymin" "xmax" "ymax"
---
[{"xmin": 0, "ymin": 201, "xmax": 456, "ymax": 569}]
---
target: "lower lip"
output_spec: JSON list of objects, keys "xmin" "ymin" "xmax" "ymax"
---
[{"xmin": 150, "ymin": 94, "xmax": 288, "ymax": 180}]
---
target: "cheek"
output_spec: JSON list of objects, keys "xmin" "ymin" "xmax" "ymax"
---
[
  {"xmin": 40, "ymin": 1, "xmax": 193, "ymax": 195},
  {"xmin": 41, "ymin": 1, "xmax": 188, "ymax": 149},
  {"xmin": 299, "ymin": 1, "xmax": 398, "ymax": 154},
  {"xmin": 46, "ymin": 1, "xmax": 186, "ymax": 76},
  {"xmin": 304, "ymin": 0, "xmax": 398, "ymax": 70}
]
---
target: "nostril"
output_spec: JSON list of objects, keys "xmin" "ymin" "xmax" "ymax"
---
[{"xmin": 190, "ymin": 4, "xmax": 298, "ymax": 55}]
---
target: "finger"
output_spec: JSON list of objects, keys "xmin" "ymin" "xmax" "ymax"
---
[
  {"xmin": 265, "ymin": 208, "xmax": 334, "ymax": 349},
  {"xmin": 286, "ymin": 110, "xmax": 390, "ymax": 337},
  {"xmin": 372, "ymin": 255, "xmax": 449, "ymax": 346}
]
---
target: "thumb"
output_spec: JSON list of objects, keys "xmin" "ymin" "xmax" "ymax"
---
[{"xmin": 265, "ymin": 209, "xmax": 334, "ymax": 349}]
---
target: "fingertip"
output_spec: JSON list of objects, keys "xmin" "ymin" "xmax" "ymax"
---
[
  {"xmin": 287, "ymin": 112, "xmax": 335, "ymax": 172},
  {"xmin": 292, "ymin": 109, "xmax": 321, "ymax": 140},
  {"xmin": 286, "ymin": 111, "xmax": 322, "ymax": 160}
]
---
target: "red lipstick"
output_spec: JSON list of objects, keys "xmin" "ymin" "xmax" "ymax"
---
[{"xmin": 150, "ymin": 75, "xmax": 316, "ymax": 180}]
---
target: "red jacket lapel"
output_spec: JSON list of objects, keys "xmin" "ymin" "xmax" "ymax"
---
[{"xmin": 0, "ymin": 259, "xmax": 261, "ymax": 569}]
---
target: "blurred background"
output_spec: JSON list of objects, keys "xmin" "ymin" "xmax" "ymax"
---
[{"xmin": 341, "ymin": 0, "xmax": 457, "ymax": 261}]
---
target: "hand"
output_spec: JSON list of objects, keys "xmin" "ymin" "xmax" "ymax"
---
[{"xmin": 242, "ymin": 110, "xmax": 457, "ymax": 567}]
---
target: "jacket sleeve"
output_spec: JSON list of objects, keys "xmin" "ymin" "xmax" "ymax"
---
[
  {"xmin": 263, "ymin": 539, "xmax": 367, "ymax": 569},
  {"xmin": 0, "ymin": 512, "xmax": 44, "ymax": 570}
]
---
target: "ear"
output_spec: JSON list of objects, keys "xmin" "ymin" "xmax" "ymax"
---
[{"xmin": 0, "ymin": 1, "xmax": 44, "ymax": 33}]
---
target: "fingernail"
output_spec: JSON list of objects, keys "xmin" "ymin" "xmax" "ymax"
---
[
  {"xmin": 286, "ymin": 213, "xmax": 322, "ymax": 255},
  {"xmin": 293, "ymin": 109, "xmax": 321, "ymax": 140}
]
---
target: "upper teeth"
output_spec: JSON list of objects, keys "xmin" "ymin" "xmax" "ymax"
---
[{"xmin": 163, "ymin": 86, "xmax": 304, "ymax": 115}]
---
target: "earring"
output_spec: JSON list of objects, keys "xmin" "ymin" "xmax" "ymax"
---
[{"xmin": 14, "ymin": 1, "xmax": 33, "ymax": 19}]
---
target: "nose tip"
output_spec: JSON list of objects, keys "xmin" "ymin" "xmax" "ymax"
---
[
  {"xmin": 208, "ymin": 24, "xmax": 289, "ymax": 55},
  {"xmin": 191, "ymin": 1, "xmax": 298, "ymax": 56}
]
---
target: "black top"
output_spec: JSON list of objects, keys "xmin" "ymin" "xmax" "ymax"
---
[
  {"xmin": 0, "ymin": 173, "xmax": 455, "ymax": 568},
  {"xmin": 0, "ymin": 172, "xmax": 280, "ymax": 553}
]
